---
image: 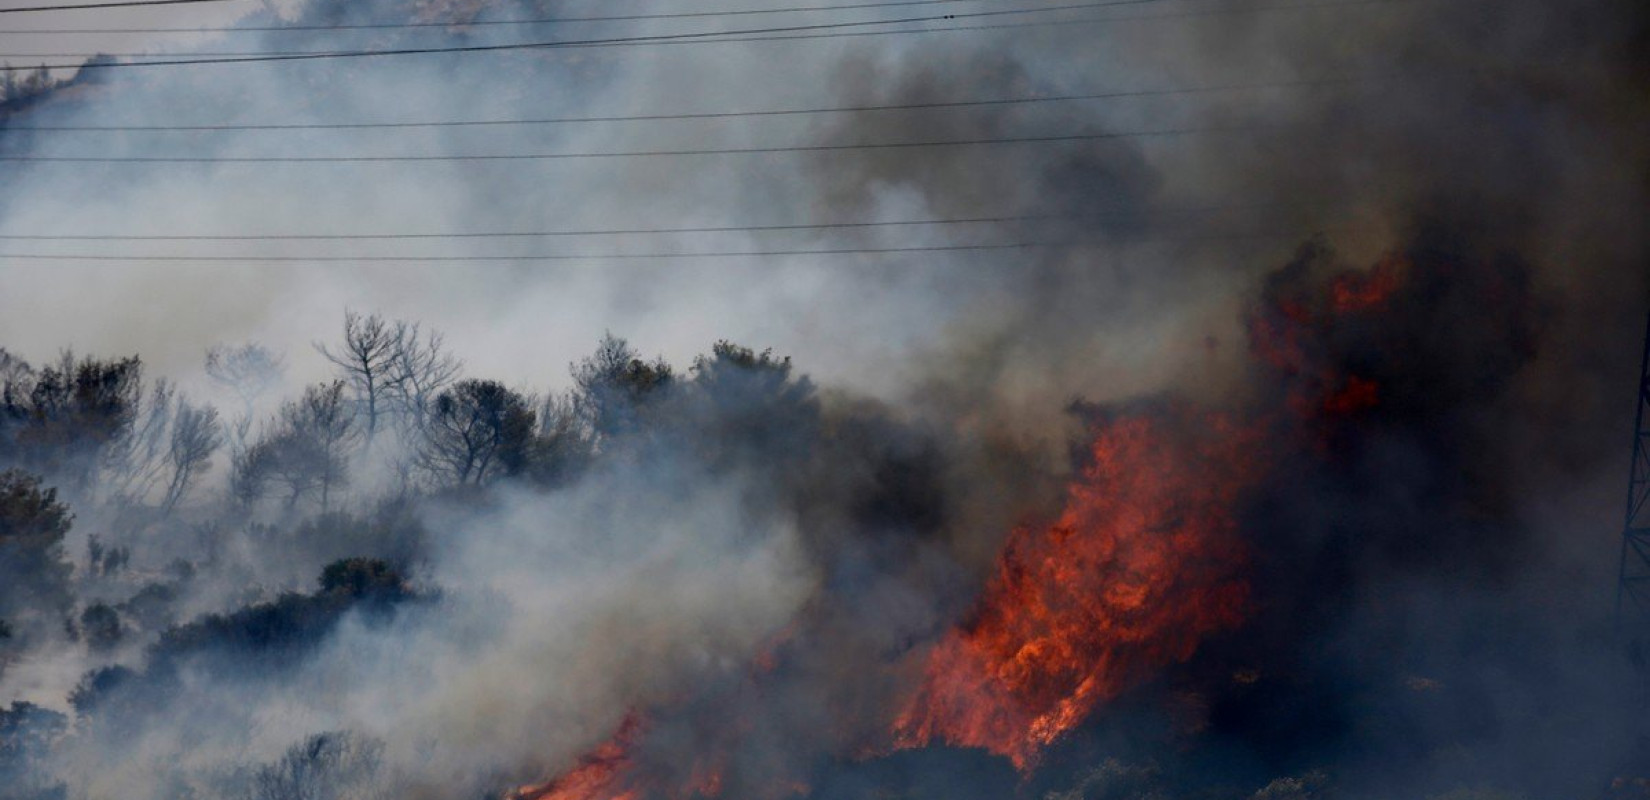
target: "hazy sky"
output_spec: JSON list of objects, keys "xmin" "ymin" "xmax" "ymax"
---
[
  {"xmin": 0, "ymin": 0, "xmax": 1261, "ymax": 407},
  {"xmin": 0, "ymin": 0, "xmax": 296, "ymax": 64},
  {"xmin": 0, "ymin": 0, "xmax": 1644, "ymax": 417}
]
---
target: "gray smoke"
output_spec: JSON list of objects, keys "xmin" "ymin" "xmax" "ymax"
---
[{"xmin": 0, "ymin": 0, "xmax": 1647, "ymax": 798}]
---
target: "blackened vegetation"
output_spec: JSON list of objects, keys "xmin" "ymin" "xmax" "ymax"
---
[
  {"xmin": 0, "ymin": 700, "xmax": 66, "ymax": 800},
  {"xmin": 571, "ymin": 332, "xmax": 678, "ymax": 446},
  {"xmin": 0, "ymin": 67, "xmax": 62, "ymax": 124},
  {"xmin": 0, "ymin": 355, "xmax": 142, "ymax": 491},
  {"xmin": 6, "ymin": 287, "xmax": 1627, "ymax": 799},
  {"xmin": 514, "ymin": 348, "xmax": 1027, "ymax": 800},
  {"xmin": 418, "ymin": 379, "xmax": 537, "ymax": 486},
  {"xmin": 76, "ymin": 603, "xmax": 122, "ymax": 652},
  {"xmin": 283, "ymin": 503, "xmax": 427, "ymax": 578},
  {"xmin": 66, "ymin": 558, "xmax": 417, "ymax": 745},
  {"xmin": 145, "ymin": 558, "xmax": 409, "ymax": 672},
  {"xmin": 0, "ymin": 322, "xmax": 991, "ymax": 800},
  {"xmin": 239, "ymin": 730, "xmax": 388, "ymax": 800},
  {"xmin": 234, "ymin": 380, "xmax": 356, "ymax": 512},
  {"xmin": 0, "ymin": 352, "xmax": 223, "ymax": 521},
  {"xmin": 0, "ymin": 294, "xmax": 1642, "ymax": 799},
  {"xmin": 0, "ymin": 470, "xmax": 74, "ymax": 639}
]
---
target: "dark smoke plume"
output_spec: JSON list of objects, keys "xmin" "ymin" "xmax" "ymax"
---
[{"xmin": 1, "ymin": 0, "xmax": 1648, "ymax": 798}]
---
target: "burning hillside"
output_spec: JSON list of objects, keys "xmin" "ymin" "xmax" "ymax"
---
[
  {"xmin": 892, "ymin": 406, "xmax": 1260, "ymax": 769},
  {"xmin": 500, "ymin": 234, "xmax": 1609, "ymax": 800},
  {"xmin": 0, "ymin": 0, "xmax": 1647, "ymax": 798},
  {"xmin": 513, "ymin": 402, "xmax": 1262, "ymax": 800}
]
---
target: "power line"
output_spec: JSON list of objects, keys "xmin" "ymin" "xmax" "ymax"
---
[
  {"xmin": 0, "ymin": 230, "xmax": 1334, "ymax": 261},
  {"xmin": 1, "ymin": 0, "xmax": 979, "ymax": 34},
  {"xmin": 0, "ymin": 0, "xmax": 1412, "ymax": 71},
  {"xmin": 0, "ymin": 215, "xmax": 1050, "ymax": 241},
  {"xmin": 0, "ymin": 0, "xmax": 1154, "ymax": 66},
  {"xmin": 0, "ymin": 242, "xmax": 1052, "ymax": 261},
  {"xmin": 0, "ymin": 203, "xmax": 1300, "ymax": 242},
  {"xmin": 541, "ymin": 0, "xmax": 1421, "ymax": 49},
  {"xmin": 1, "ymin": 76, "xmax": 1363, "ymax": 133},
  {"xmin": 0, "ymin": 124, "xmax": 1261, "ymax": 162},
  {"xmin": 0, "ymin": 0, "xmax": 236, "ymax": 13}
]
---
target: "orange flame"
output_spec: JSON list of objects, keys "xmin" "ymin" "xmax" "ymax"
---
[
  {"xmin": 1329, "ymin": 255, "xmax": 1405, "ymax": 314},
  {"xmin": 1250, "ymin": 256, "xmax": 1410, "ymax": 422},
  {"xmin": 892, "ymin": 407, "xmax": 1261, "ymax": 768},
  {"xmin": 511, "ymin": 249, "xmax": 1429, "ymax": 796},
  {"xmin": 514, "ymin": 716, "xmax": 645, "ymax": 800},
  {"xmin": 512, "ymin": 714, "xmax": 789, "ymax": 800}
]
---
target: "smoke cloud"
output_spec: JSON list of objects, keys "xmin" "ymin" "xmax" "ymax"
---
[{"xmin": 0, "ymin": 0, "xmax": 1647, "ymax": 798}]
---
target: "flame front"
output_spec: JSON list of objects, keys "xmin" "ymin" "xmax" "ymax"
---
[
  {"xmin": 892, "ymin": 407, "xmax": 1262, "ymax": 768},
  {"xmin": 514, "ymin": 716, "xmax": 646, "ymax": 800},
  {"xmin": 513, "ymin": 253, "xmax": 1420, "ymax": 793}
]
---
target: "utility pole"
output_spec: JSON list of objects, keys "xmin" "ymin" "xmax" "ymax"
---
[{"xmin": 1615, "ymin": 310, "xmax": 1650, "ymax": 644}]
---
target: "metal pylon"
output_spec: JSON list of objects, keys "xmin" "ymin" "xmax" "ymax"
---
[{"xmin": 1615, "ymin": 311, "xmax": 1650, "ymax": 640}]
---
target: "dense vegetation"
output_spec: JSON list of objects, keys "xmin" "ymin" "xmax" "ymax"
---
[{"xmin": 0, "ymin": 317, "xmax": 899, "ymax": 800}]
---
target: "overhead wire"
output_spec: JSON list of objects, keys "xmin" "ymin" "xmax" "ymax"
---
[
  {"xmin": 0, "ymin": 0, "xmax": 1418, "ymax": 70},
  {"xmin": 0, "ymin": 243, "xmax": 1048, "ymax": 261},
  {"xmin": 0, "ymin": 123, "xmax": 1276, "ymax": 162},
  {"xmin": 0, "ymin": 0, "xmax": 1160, "ymax": 65},
  {"xmin": 0, "ymin": 0, "xmax": 237, "ymax": 13},
  {"xmin": 1, "ymin": 76, "xmax": 1370, "ymax": 133},
  {"xmin": 0, "ymin": 202, "xmax": 1314, "ymax": 241},
  {"xmin": 1, "ymin": 0, "xmax": 981, "ymax": 34},
  {"xmin": 0, "ymin": 214, "xmax": 1054, "ymax": 240},
  {"xmin": 0, "ymin": 204, "xmax": 1333, "ymax": 259},
  {"xmin": 0, "ymin": 230, "xmax": 1345, "ymax": 262}
]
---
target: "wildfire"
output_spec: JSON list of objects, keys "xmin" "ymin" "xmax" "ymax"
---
[
  {"xmin": 1250, "ymin": 254, "xmax": 1409, "ymax": 421},
  {"xmin": 519, "ymin": 253, "xmax": 1419, "ymax": 794},
  {"xmin": 892, "ymin": 406, "xmax": 1262, "ymax": 768},
  {"xmin": 511, "ymin": 712, "xmax": 744, "ymax": 800},
  {"xmin": 513, "ymin": 716, "xmax": 646, "ymax": 800},
  {"xmin": 1329, "ymin": 255, "xmax": 1406, "ymax": 314}
]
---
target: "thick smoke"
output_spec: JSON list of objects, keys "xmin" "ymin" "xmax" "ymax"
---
[{"xmin": 1, "ymin": 0, "xmax": 1648, "ymax": 798}]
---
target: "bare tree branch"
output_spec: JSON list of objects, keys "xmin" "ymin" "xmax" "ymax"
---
[{"xmin": 316, "ymin": 311, "xmax": 400, "ymax": 448}]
